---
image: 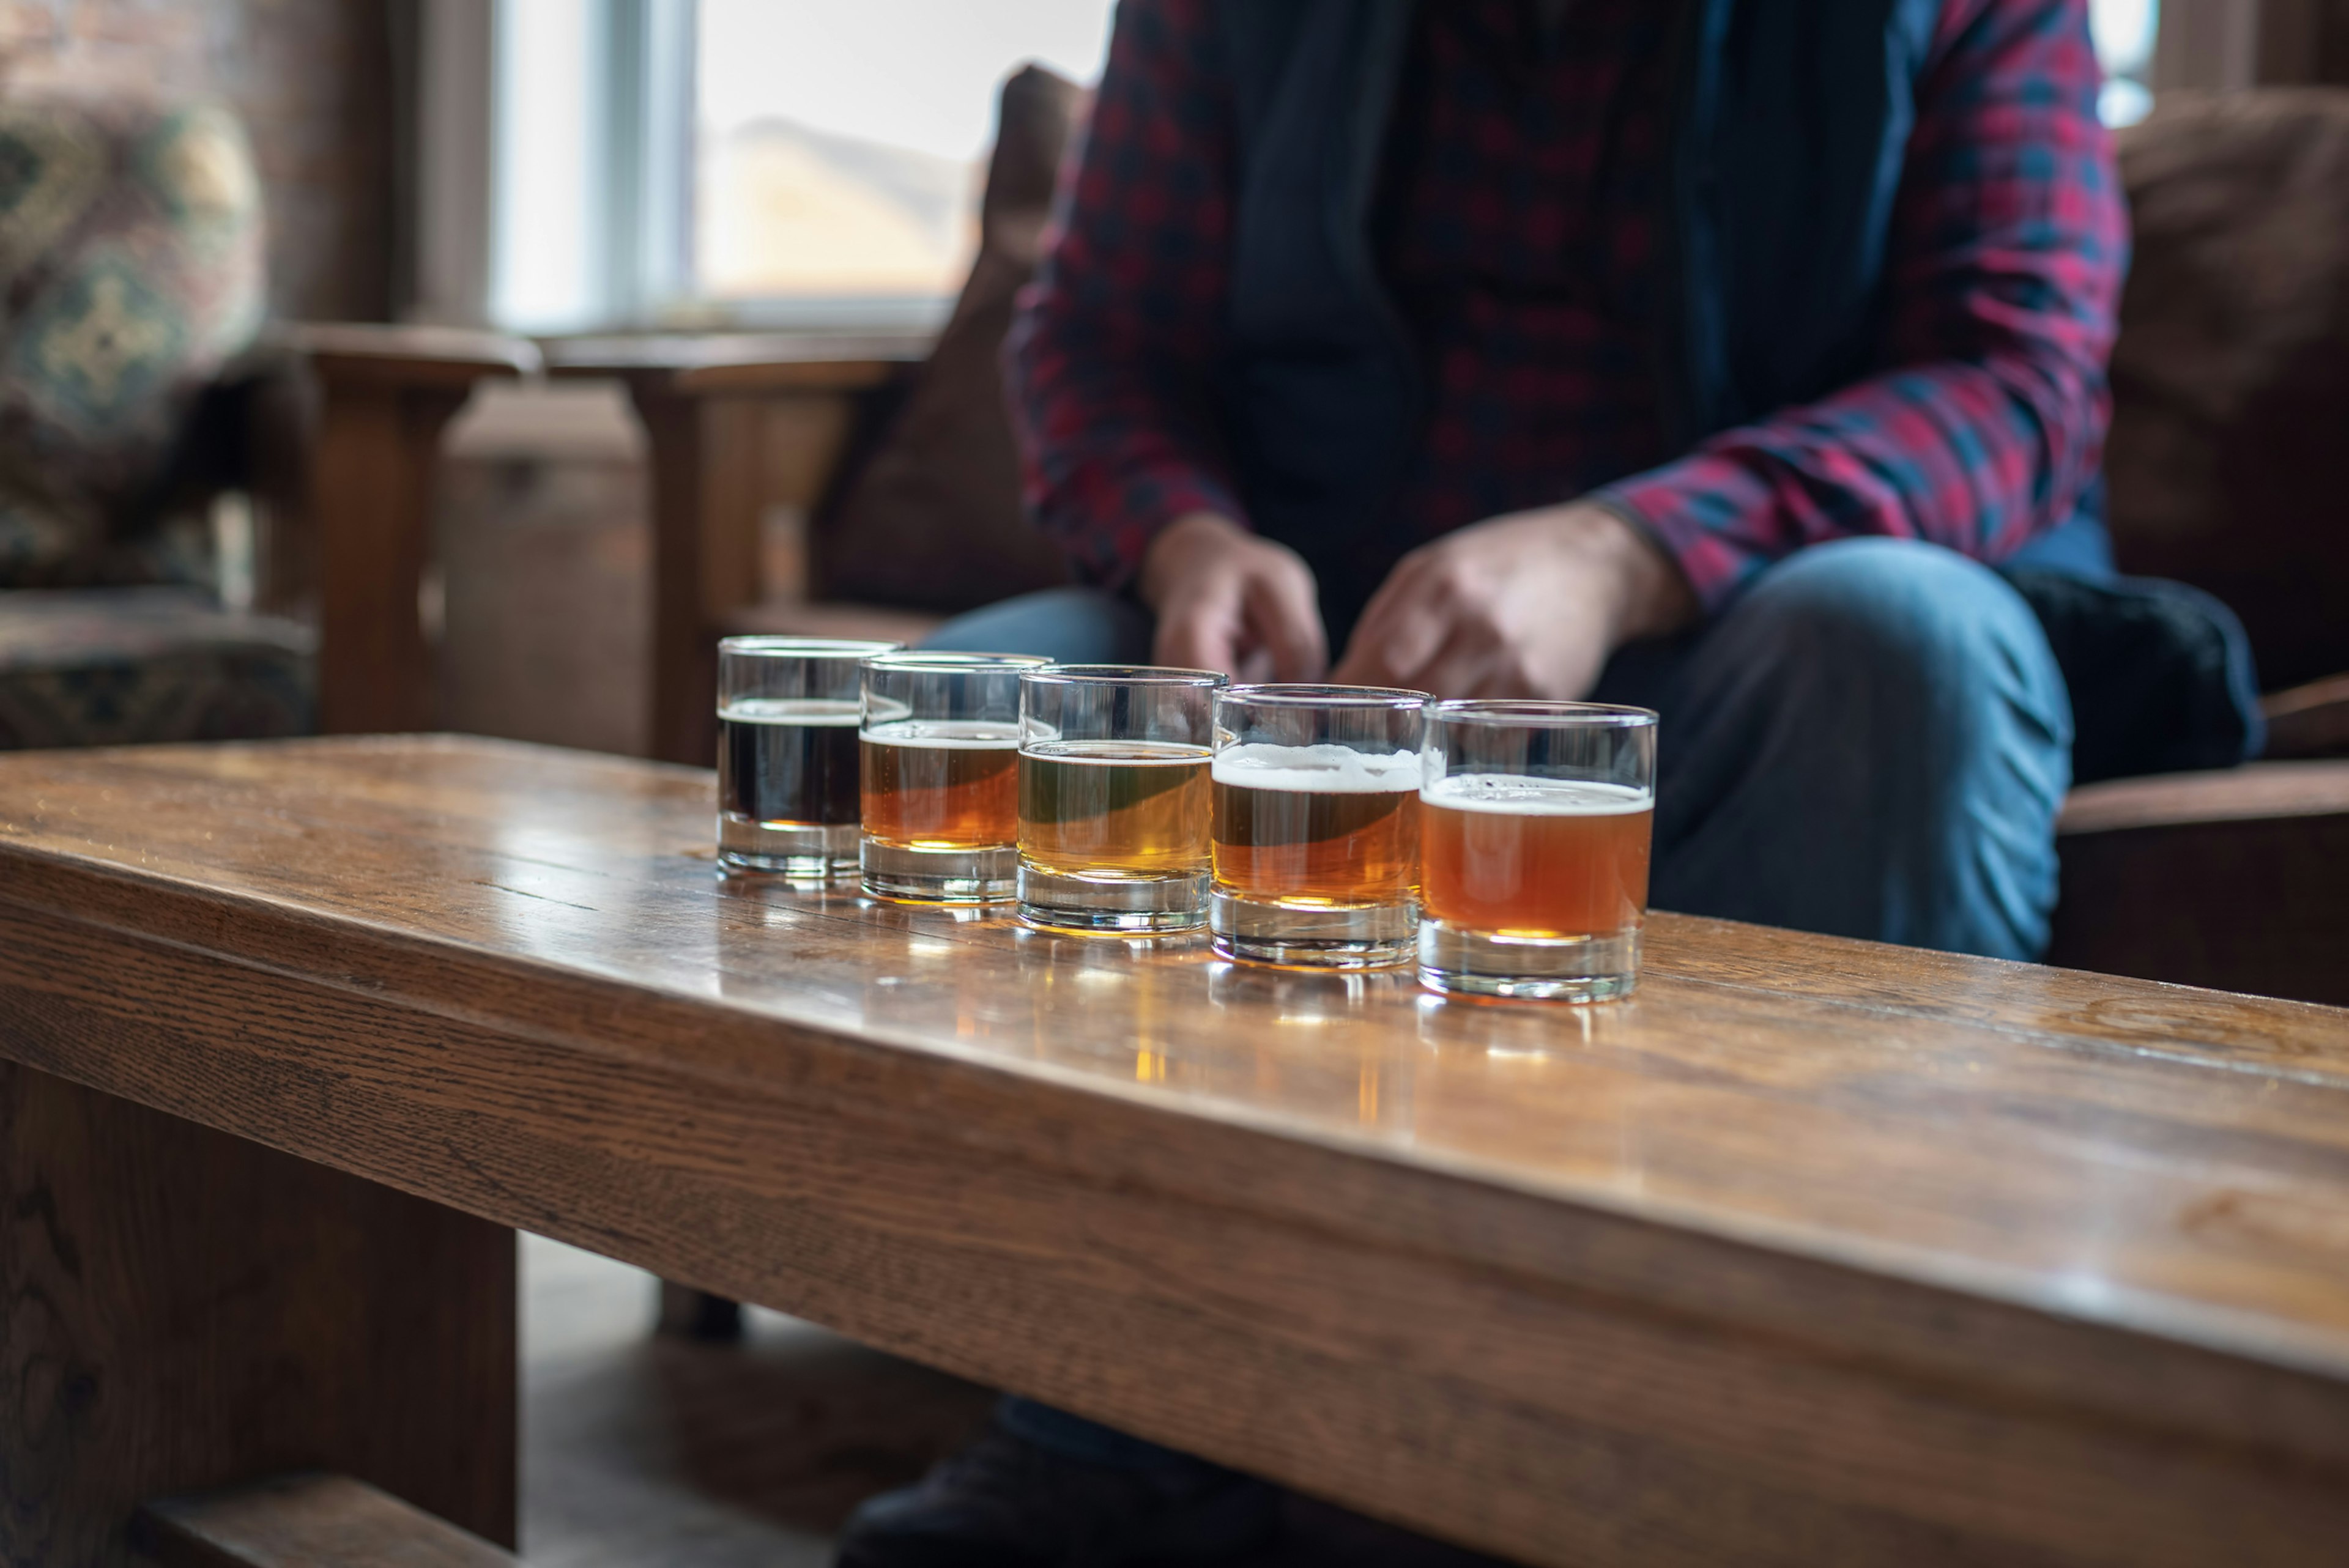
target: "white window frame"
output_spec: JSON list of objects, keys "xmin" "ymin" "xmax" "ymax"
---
[{"xmin": 412, "ymin": 0, "xmax": 696, "ymax": 333}]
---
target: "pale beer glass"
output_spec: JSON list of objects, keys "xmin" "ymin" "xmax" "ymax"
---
[
  {"xmin": 1417, "ymin": 701, "xmax": 1658, "ymax": 1000},
  {"xmin": 1209, "ymin": 684, "xmax": 1427, "ymax": 968},
  {"xmin": 716, "ymin": 635, "xmax": 902, "ymax": 880},
  {"xmin": 859, "ymin": 651, "xmax": 1050, "ymax": 903},
  {"xmin": 1017, "ymin": 665, "xmax": 1223, "ymax": 933}
]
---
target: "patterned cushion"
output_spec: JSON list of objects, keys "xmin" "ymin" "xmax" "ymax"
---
[
  {"xmin": 0, "ymin": 588, "xmax": 311, "ymax": 748},
  {"xmin": 0, "ymin": 95, "xmax": 264, "ymax": 587}
]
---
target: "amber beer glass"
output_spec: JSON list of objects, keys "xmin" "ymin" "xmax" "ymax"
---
[
  {"xmin": 1209, "ymin": 685, "xmax": 1426, "ymax": 968},
  {"xmin": 1417, "ymin": 701, "xmax": 1658, "ymax": 1000},
  {"xmin": 859, "ymin": 651, "xmax": 1050, "ymax": 903},
  {"xmin": 716, "ymin": 635, "xmax": 902, "ymax": 881},
  {"xmin": 1016, "ymin": 665, "xmax": 1223, "ymax": 933}
]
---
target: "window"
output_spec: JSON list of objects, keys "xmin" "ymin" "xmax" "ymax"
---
[
  {"xmin": 488, "ymin": 0, "xmax": 695, "ymax": 333},
  {"xmin": 696, "ymin": 0, "xmax": 1113, "ymax": 327},
  {"xmin": 483, "ymin": 0, "xmax": 1111, "ymax": 335},
  {"xmin": 2092, "ymin": 0, "xmax": 2160, "ymax": 127},
  {"xmin": 473, "ymin": 0, "xmax": 2163, "ymax": 333}
]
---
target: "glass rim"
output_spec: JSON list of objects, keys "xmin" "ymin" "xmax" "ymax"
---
[
  {"xmin": 1216, "ymin": 682, "xmax": 1429, "ymax": 709},
  {"xmin": 863, "ymin": 649, "xmax": 1053, "ymax": 673},
  {"xmin": 1021, "ymin": 663, "xmax": 1227, "ymax": 688},
  {"xmin": 1426, "ymin": 698, "xmax": 1658, "ymax": 728},
  {"xmin": 718, "ymin": 635, "xmax": 905, "ymax": 660}
]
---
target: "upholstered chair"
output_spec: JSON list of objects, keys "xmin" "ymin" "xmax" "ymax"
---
[{"xmin": 0, "ymin": 92, "xmax": 530, "ymax": 749}]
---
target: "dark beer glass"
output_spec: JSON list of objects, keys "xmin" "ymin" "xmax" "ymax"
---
[
  {"xmin": 1417, "ymin": 701, "xmax": 1658, "ymax": 1001},
  {"xmin": 1016, "ymin": 665, "xmax": 1223, "ymax": 933},
  {"xmin": 716, "ymin": 635, "xmax": 901, "ymax": 881},
  {"xmin": 1209, "ymin": 684, "xmax": 1427, "ymax": 969},
  {"xmin": 859, "ymin": 651, "xmax": 1050, "ymax": 904}
]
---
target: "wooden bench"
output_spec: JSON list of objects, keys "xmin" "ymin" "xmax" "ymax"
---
[{"xmin": 136, "ymin": 1474, "xmax": 514, "ymax": 1567}]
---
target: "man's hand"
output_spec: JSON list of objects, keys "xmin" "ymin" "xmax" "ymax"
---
[
  {"xmin": 1329, "ymin": 502, "xmax": 1698, "ymax": 698},
  {"xmin": 1140, "ymin": 512, "xmax": 1329, "ymax": 682}
]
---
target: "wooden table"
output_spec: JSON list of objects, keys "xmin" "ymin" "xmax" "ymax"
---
[{"xmin": 5, "ymin": 738, "xmax": 2349, "ymax": 1567}]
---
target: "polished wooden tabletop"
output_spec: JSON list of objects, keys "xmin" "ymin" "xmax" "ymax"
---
[{"xmin": 5, "ymin": 736, "xmax": 2347, "ymax": 1567}]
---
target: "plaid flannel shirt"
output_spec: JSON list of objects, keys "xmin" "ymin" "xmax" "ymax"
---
[{"xmin": 1008, "ymin": 0, "xmax": 2126, "ymax": 612}]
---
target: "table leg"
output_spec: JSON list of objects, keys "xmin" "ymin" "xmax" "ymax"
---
[{"xmin": 0, "ymin": 1062, "xmax": 516, "ymax": 1566}]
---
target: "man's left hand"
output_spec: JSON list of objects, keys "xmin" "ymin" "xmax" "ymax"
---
[{"xmin": 1329, "ymin": 502, "xmax": 1699, "ymax": 698}]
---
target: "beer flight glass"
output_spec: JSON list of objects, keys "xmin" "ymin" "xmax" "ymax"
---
[
  {"xmin": 716, "ymin": 635, "xmax": 902, "ymax": 880},
  {"xmin": 859, "ymin": 650, "xmax": 1050, "ymax": 903},
  {"xmin": 1016, "ymin": 665, "xmax": 1223, "ymax": 933},
  {"xmin": 1209, "ymin": 684, "xmax": 1426, "ymax": 969},
  {"xmin": 1417, "ymin": 700, "xmax": 1658, "ymax": 1000}
]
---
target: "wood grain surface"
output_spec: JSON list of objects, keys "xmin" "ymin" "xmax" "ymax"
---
[
  {"xmin": 4, "ymin": 737, "xmax": 2349, "ymax": 1567},
  {"xmin": 135, "ymin": 1472, "xmax": 517, "ymax": 1567},
  {"xmin": 0, "ymin": 1063, "xmax": 514, "ymax": 1566}
]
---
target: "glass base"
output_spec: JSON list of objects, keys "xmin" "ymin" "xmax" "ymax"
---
[
  {"xmin": 1416, "ymin": 917, "xmax": 1642, "ymax": 1002},
  {"xmin": 1016, "ymin": 863, "xmax": 1208, "ymax": 934},
  {"xmin": 1209, "ymin": 889, "xmax": 1416, "ymax": 969},
  {"xmin": 717, "ymin": 814, "xmax": 858, "ymax": 884},
  {"xmin": 861, "ymin": 840, "xmax": 1018, "ymax": 904}
]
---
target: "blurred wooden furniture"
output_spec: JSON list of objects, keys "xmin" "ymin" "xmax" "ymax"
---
[
  {"xmin": 136, "ymin": 1473, "xmax": 515, "ymax": 1568},
  {"xmin": 544, "ymin": 333, "xmax": 927, "ymax": 766},
  {"xmin": 291, "ymin": 325, "xmax": 539, "ymax": 735},
  {"xmin": 2050, "ymin": 760, "xmax": 2349, "ymax": 1004},
  {"xmin": 549, "ymin": 68, "xmax": 1080, "ymax": 767},
  {"xmin": 2038, "ymin": 89, "xmax": 2349, "ymax": 1000},
  {"xmin": 0, "ymin": 94, "xmax": 530, "ymax": 750},
  {"xmin": 7, "ymin": 735, "xmax": 2349, "ymax": 1567}
]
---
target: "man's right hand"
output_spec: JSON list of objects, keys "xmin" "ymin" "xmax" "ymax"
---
[{"xmin": 1138, "ymin": 512, "xmax": 1328, "ymax": 683}]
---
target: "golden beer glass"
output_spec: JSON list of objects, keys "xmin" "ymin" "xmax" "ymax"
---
[
  {"xmin": 859, "ymin": 651, "xmax": 1050, "ymax": 903},
  {"xmin": 1209, "ymin": 684, "xmax": 1427, "ymax": 969},
  {"xmin": 716, "ymin": 635, "xmax": 902, "ymax": 882},
  {"xmin": 1417, "ymin": 701, "xmax": 1658, "ymax": 1001},
  {"xmin": 1016, "ymin": 665, "xmax": 1223, "ymax": 933}
]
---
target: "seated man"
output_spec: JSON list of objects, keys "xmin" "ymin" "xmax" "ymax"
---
[{"xmin": 844, "ymin": 0, "xmax": 2122, "ymax": 1562}]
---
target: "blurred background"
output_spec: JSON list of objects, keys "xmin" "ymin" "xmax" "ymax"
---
[{"xmin": 3, "ymin": 0, "xmax": 2341, "ymax": 762}]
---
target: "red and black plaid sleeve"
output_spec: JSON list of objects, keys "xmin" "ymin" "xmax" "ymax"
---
[
  {"xmin": 1600, "ymin": 0, "xmax": 2128, "ymax": 608},
  {"xmin": 1004, "ymin": 0, "xmax": 1243, "ymax": 590}
]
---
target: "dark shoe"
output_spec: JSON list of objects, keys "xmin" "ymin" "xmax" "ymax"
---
[{"xmin": 834, "ymin": 1416, "xmax": 1280, "ymax": 1567}]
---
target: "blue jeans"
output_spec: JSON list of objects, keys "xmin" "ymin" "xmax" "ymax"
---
[{"xmin": 928, "ymin": 537, "xmax": 2074, "ymax": 1465}]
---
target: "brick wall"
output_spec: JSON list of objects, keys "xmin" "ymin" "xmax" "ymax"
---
[{"xmin": 0, "ymin": 0, "xmax": 396, "ymax": 320}]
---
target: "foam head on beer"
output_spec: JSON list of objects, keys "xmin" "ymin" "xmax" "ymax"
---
[
  {"xmin": 1418, "ymin": 774, "xmax": 1652, "ymax": 938},
  {"xmin": 1414, "ymin": 698, "xmax": 1658, "ymax": 1000},
  {"xmin": 1209, "ymin": 743, "xmax": 1423, "ymax": 906}
]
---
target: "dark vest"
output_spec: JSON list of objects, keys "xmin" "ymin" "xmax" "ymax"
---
[
  {"xmin": 1208, "ymin": 0, "xmax": 2259, "ymax": 779},
  {"xmin": 1215, "ymin": 0, "xmax": 1955, "ymax": 633}
]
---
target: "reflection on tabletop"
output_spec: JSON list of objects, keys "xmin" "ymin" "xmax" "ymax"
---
[{"xmin": 707, "ymin": 873, "xmax": 1654, "ymax": 1167}]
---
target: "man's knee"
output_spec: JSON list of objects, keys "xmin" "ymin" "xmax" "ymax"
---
[
  {"xmin": 1654, "ymin": 538, "xmax": 2072, "ymax": 958},
  {"xmin": 1727, "ymin": 539, "xmax": 2070, "ymax": 766}
]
